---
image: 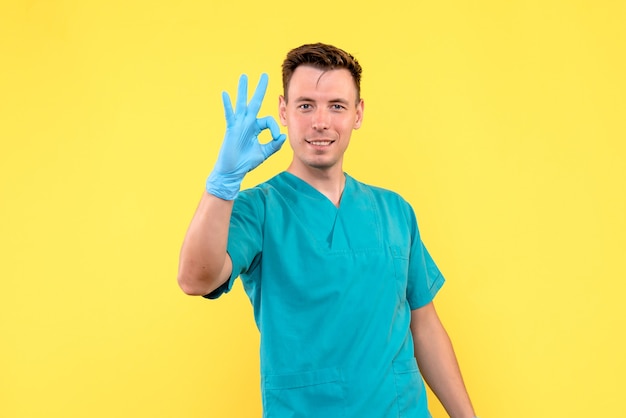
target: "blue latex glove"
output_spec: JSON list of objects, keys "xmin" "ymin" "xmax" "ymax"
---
[{"xmin": 206, "ymin": 73, "xmax": 286, "ymax": 200}]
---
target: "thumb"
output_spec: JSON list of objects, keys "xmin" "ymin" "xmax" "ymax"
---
[{"xmin": 261, "ymin": 133, "xmax": 287, "ymax": 158}]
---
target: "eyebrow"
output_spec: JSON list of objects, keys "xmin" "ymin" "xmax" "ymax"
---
[{"xmin": 293, "ymin": 96, "xmax": 351, "ymax": 105}]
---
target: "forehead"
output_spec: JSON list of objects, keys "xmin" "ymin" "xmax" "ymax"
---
[{"xmin": 287, "ymin": 65, "xmax": 357, "ymax": 101}]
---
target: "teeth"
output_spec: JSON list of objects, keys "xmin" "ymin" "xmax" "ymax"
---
[{"xmin": 309, "ymin": 141, "xmax": 331, "ymax": 146}]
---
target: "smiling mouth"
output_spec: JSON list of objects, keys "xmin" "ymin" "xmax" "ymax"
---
[{"xmin": 306, "ymin": 139, "xmax": 334, "ymax": 146}]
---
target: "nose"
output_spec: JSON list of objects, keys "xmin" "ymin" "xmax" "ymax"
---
[{"xmin": 311, "ymin": 108, "xmax": 329, "ymax": 131}]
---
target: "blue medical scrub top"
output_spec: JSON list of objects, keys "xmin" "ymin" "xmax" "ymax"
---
[{"xmin": 207, "ymin": 172, "xmax": 444, "ymax": 417}]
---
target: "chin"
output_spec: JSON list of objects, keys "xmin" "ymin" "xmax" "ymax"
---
[{"xmin": 307, "ymin": 160, "xmax": 339, "ymax": 171}]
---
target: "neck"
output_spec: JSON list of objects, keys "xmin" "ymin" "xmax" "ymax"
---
[{"xmin": 286, "ymin": 163, "xmax": 346, "ymax": 207}]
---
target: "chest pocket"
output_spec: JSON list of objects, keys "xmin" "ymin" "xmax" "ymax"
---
[
  {"xmin": 262, "ymin": 367, "xmax": 346, "ymax": 417},
  {"xmin": 391, "ymin": 245, "xmax": 409, "ymax": 302}
]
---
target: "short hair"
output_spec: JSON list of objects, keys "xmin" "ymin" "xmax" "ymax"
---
[{"xmin": 281, "ymin": 43, "xmax": 362, "ymax": 103}]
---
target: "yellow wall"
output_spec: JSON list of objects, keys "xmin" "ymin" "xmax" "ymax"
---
[{"xmin": 1, "ymin": 1, "xmax": 625, "ymax": 417}]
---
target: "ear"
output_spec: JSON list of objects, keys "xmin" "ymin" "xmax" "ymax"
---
[
  {"xmin": 278, "ymin": 95, "xmax": 287, "ymax": 126},
  {"xmin": 354, "ymin": 99, "xmax": 364, "ymax": 129}
]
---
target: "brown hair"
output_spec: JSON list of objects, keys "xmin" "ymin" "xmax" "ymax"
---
[{"xmin": 281, "ymin": 43, "xmax": 362, "ymax": 103}]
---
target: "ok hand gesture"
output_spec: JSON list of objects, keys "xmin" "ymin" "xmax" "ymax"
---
[{"xmin": 207, "ymin": 74, "xmax": 286, "ymax": 200}]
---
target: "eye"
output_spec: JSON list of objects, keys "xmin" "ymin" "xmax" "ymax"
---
[
  {"xmin": 331, "ymin": 104, "xmax": 346, "ymax": 111},
  {"xmin": 298, "ymin": 104, "xmax": 312, "ymax": 110}
]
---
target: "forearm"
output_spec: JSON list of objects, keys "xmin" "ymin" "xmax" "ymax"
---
[
  {"xmin": 411, "ymin": 304, "xmax": 475, "ymax": 418},
  {"xmin": 177, "ymin": 191, "xmax": 234, "ymax": 295},
  {"xmin": 178, "ymin": 74, "xmax": 284, "ymax": 295}
]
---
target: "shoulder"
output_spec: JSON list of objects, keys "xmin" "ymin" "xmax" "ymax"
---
[
  {"xmin": 234, "ymin": 172, "xmax": 292, "ymax": 211},
  {"xmin": 348, "ymin": 174, "xmax": 413, "ymax": 212},
  {"xmin": 347, "ymin": 175, "xmax": 421, "ymax": 245},
  {"xmin": 237, "ymin": 173, "xmax": 286, "ymax": 199},
  {"xmin": 347, "ymin": 175, "xmax": 419, "ymax": 232}
]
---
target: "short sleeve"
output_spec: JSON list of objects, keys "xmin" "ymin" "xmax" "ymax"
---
[
  {"xmin": 203, "ymin": 189, "xmax": 264, "ymax": 299},
  {"xmin": 405, "ymin": 206, "xmax": 445, "ymax": 309}
]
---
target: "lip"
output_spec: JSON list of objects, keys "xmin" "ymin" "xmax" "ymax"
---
[{"xmin": 305, "ymin": 139, "xmax": 334, "ymax": 147}]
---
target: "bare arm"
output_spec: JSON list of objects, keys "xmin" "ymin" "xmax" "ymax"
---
[
  {"xmin": 177, "ymin": 192, "xmax": 234, "ymax": 296},
  {"xmin": 411, "ymin": 302, "xmax": 476, "ymax": 418}
]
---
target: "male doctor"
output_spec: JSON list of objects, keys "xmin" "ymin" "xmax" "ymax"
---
[{"xmin": 178, "ymin": 43, "xmax": 477, "ymax": 418}]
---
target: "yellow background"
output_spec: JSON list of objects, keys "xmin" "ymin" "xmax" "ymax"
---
[{"xmin": 1, "ymin": 1, "xmax": 625, "ymax": 417}]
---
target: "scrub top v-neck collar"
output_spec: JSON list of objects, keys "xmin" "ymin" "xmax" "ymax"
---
[
  {"xmin": 281, "ymin": 171, "xmax": 348, "ymax": 209},
  {"xmin": 278, "ymin": 172, "xmax": 382, "ymax": 252}
]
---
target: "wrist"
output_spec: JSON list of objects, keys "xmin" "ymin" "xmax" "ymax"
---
[{"xmin": 205, "ymin": 170, "xmax": 244, "ymax": 200}]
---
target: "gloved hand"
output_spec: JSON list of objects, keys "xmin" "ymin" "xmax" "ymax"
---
[{"xmin": 206, "ymin": 73, "xmax": 287, "ymax": 200}]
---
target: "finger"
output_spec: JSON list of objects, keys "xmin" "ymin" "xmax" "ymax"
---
[
  {"xmin": 248, "ymin": 73, "xmax": 269, "ymax": 116},
  {"xmin": 235, "ymin": 74, "xmax": 248, "ymax": 115},
  {"xmin": 257, "ymin": 116, "xmax": 287, "ymax": 157},
  {"xmin": 257, "ymin": 116, "xmax": 284, "ymax": 141},
  {"xmin": 222, "ymin": 91, "xmax": 234, "ymax": 125}
]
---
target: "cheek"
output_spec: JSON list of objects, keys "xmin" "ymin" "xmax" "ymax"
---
[
  {"xmin": 285, "ymin": 117, "xmax": 305, "ymax": 140},
  {"xmin": 288, "ymin": 114, "xmax": 309, "ymax": 130},
  {"xmin": 338, "ymin": 118, "xmax": 356, "ymax": 133}
]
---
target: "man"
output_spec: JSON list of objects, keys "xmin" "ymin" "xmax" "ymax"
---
[{"xmin": 178, "ymin": 43, "xmax": 477, "ymax": 417}]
